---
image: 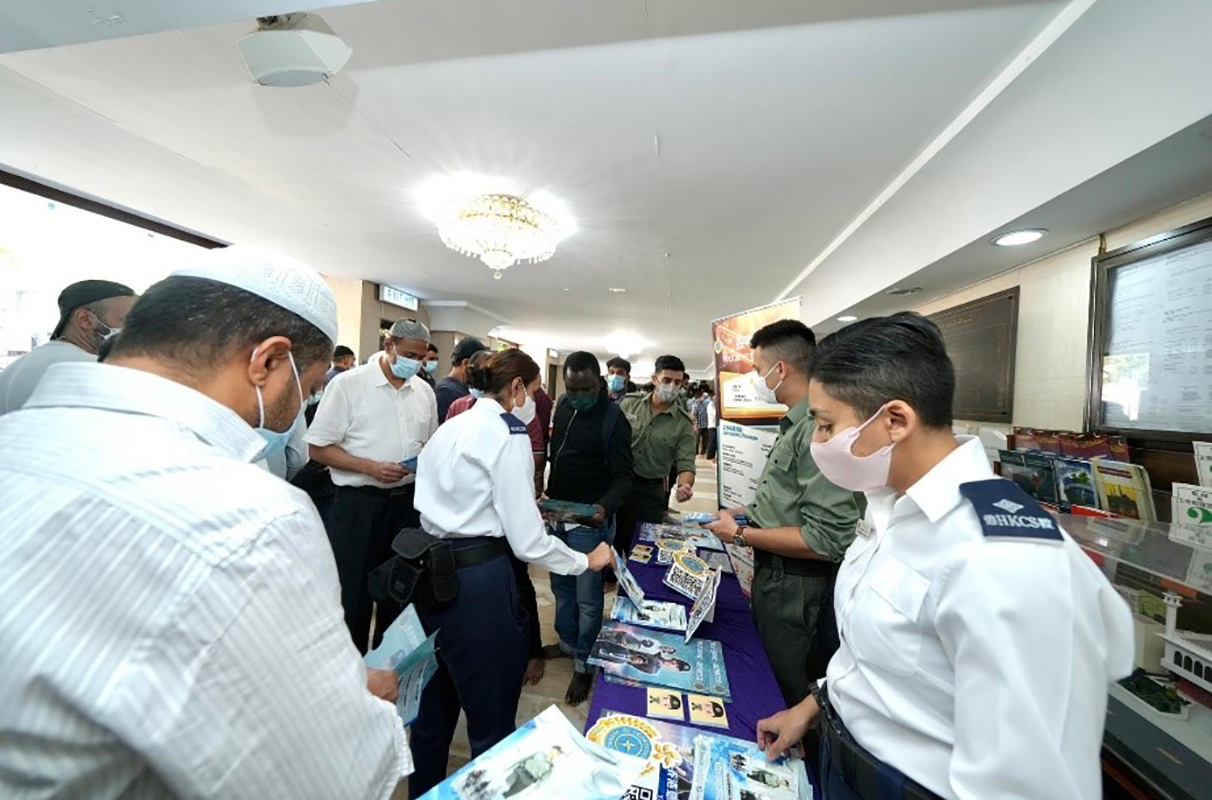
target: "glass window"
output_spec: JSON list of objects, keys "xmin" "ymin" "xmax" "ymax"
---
[{"xmin": 0, "ymin": 183, "xmax": 203, "ymax": 368}]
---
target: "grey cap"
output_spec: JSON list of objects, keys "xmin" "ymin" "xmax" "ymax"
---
[
  {"xmin": 171, "ymin": 246, "xmax": 339, "ymax": 342},
  {"xmin": 388, "ymin": 318, "xmax": 431, "ymax": 343}
]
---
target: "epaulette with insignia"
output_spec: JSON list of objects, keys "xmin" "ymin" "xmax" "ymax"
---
[
  {"xmin": 958, "ymin": 479, "xmax": 1063, "ymax": 544},
  {"xmin": 500, "ymin": 412, "xmax": 529, "ymax": 435}
]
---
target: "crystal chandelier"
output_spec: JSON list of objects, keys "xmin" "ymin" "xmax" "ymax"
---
[{"xmin": 418, "ymin": 176, "xmax": 574, "ymax": 279}]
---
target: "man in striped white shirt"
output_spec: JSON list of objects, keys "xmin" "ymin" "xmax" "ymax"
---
[{"xmin": 0, "ymin": 248, "xmax": 410, "ymax": 799}]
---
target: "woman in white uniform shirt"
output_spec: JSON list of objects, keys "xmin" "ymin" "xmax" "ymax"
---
[
  {"xmin": 757, "ymin": 313, "xmax": 1132, "ymax": 800},
  {"xmin": 409, "ymin": 349, "xmax": 612, "ymax": 798}
]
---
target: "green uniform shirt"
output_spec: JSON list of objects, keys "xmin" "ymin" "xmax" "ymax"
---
[
  {"xmin": 620, "ymin": 392, "xmax": 697, "ymax": 480},
  {"xmin": 746, "ymin": 398, "xmax": 862, "ymax": 562}
]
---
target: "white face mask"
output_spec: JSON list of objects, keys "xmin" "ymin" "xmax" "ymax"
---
[
  {"xmin": 654, "ymin": 383, "xmax": 679, "ymax": 404},
  {"xmin": 751, "ymin": 363, "xmax": 782, "ymax": 404},
  {"xmin": 809, "ymin": 405, "xmax": 895, "ymax": 493},
  {"xmin": 514, "ymin": 392, "xmax": 537, "ymax": 424}
]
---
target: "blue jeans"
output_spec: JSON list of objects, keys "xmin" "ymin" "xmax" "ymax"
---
[{"xmin": 550, "ymin": 518, "xmax": 614, "ymax": 673}]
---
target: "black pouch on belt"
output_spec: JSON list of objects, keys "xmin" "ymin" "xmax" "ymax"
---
[{"xmin": 367, "ymin": 527, "xmax": 459, "ymax": 609}]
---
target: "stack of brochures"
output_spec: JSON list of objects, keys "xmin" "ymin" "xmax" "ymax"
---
[
  {"xmin": 420, "ymin": 705, "xmax": 646, "ymax": 800},
  {"xmin": 588, "ymin": 621, "xmax": 732, "ymax": 700},
  {"xmin": 586, "ymin": 712, "xmax": 810, "ymax": 800}
]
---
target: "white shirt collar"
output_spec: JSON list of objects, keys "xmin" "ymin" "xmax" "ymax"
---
[
  {"xmin": 902, "ymin": 435, "xmax": 991, "ymax": 523},
  {"xmin": 25, "ymin": 362, "xmax": 266, "ymax": 463},
  {"xmin": 372, "ymin": 355, "xmax": 417, "ymax": 391}
]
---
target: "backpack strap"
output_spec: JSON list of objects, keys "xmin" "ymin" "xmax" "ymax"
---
[{"xmin": 601, "ymin": 400, "xmax": 621, "ymax": 465}]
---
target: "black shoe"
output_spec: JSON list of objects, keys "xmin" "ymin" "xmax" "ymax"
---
[
  {"xmin": 565, "ymin": 670, "xmax": 594, "ymax": 706},
  {"xmin": 541, "ymin": 643, "xmax": 571, "ymax": 660}
]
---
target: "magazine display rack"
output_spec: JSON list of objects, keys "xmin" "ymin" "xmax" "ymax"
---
[{"xmin": 1060, "ymin": 513, "xmax": 1212, "ymax": 799}]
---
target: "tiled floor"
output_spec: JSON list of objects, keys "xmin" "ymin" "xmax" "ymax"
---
[{"xmin": 393, "ymin": 455, "xmax": 719, "ymax": 797}]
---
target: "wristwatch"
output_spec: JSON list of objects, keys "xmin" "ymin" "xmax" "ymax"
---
[{"xmin": 734, "ymin": 526, "xmax": 749, "ymax": 548}]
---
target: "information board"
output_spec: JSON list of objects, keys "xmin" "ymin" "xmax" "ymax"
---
[
  {"xmin": 928, "ymin": 288, "xmax": 1018, "ymax": 424},
  {"xmin": 717, "ymin": 420, "xmax": 779, "ymax": 508},
  {"xmin": 1100, "ymin": 237, "xmax": 1212, "ymax": 434}
]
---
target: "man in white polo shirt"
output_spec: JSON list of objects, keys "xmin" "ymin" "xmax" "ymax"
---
[{"xmin": 307, "ymin": 318, "xmax": 439, "ymax": 653}]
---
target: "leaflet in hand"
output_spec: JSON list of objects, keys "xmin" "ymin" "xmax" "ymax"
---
[
  {"xmin": 684, "ymin": 568, "xmax": 720, "ymax": 643},
  {"xmin": 611, "ymin": 595, "xmax": 688, "ymax": 632},
  {"xmin": 613, "ymin": 549, "xmax": 646, "ymax": 605},
  {"xmin": 638, "ymin": 522, "xmax": 726, "ymax": 552},
  {"xmin": 420, "ymin": 705, "xmax": 645, "ymax": 800},
  {"xmin": 364, "ymin": 604, "xmax": 439, "ymax": 726},
  {"xmin": 539, "ymin": 499, "xmax": 600, "ymax": 525},
  {"xmin": 690, "ymin": 733, "xmax": 810, "ymax": 800},
  {"xmin": 589, "ymin": 621, "xmax": 732, "ymax": 700}
]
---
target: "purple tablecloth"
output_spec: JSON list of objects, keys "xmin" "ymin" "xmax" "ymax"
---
[{"xmin": 584, "ymin": 552, "xmax": 785, "ymax": 744}]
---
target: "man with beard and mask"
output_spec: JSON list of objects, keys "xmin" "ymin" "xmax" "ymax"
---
[
  {"xmin": 615, "ymin": 355, "xmax": 696, "ymax": 557},
  {"xmin": 0, "ymin": 248, "xmax": 409, "ymax": 798},
  {"xmin": 0, "ymin": 279, "xmax": 137, "ymax": 415},
  {"xmin": 306, "ymin": 317, "xmax": 438, "ymax": 653},
  {"xmin": 540, "ymin": 351, "xmax": 633, "ymax": 705},
  {"xmin": 705, "ymin": 320, "xmax": 861, "ymax": 709},
  {"xmin": 756, "ymin": 313, "xmax": 1133, "ymax": 800}
]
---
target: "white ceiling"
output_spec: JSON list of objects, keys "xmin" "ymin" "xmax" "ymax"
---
[{"xmin": 0, "ymin": 0, "xmax": 1210, "ymax": 365}]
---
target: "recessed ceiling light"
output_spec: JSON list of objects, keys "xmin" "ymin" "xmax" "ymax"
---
[
  {"xmin": 837, "ymin": 315, "xmax": 858, "ymax": 322},
  {"xmin": 992, "ymin": 229, "xmax": 1047, "ymax": 246},
  {"xmin": 608, "ymin": 287, "xmax": 626, "ymax": 293}
]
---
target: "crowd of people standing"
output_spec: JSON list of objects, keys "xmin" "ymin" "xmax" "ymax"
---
[{"xmin": 0, "ymin": 246, "xmax": 1135, "ymax": 800}]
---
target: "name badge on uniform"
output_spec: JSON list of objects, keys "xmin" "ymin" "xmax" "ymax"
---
[{"xmin": 855, "ymin": 519, "xmax": 874, "ymax": 539}]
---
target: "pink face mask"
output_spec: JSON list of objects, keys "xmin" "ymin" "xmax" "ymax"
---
[{"xmin": 809, "ymin": 406, "xmax": 895, "ymax": 493}]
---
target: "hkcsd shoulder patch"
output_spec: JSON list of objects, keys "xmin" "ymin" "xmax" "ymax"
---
[
  {"xmin": 959, "ymin": 478, "xmax": 1063, "ymax": 544},
  {"xmin": 500, "ymin": 412, "xmax": 529, "ymax": 435}
]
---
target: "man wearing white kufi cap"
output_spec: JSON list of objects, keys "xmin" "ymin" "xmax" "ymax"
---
[{"xmin": 0, "ymin": 247, "xmax": 412, "ymax": 799}]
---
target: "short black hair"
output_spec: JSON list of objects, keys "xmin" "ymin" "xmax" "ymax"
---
[
  {"xmin": 810, "ymin": 312, "xmax": 954, "ymax": 429},
  {"xmin": 333, "ymin": 345, "xmax": 354, "ymax": 359},
  {"xmin": 606, "ymin": 356, "xmax": 631, "ymax": 374},
  {"xmin": 426, "ymin": 343, "xmax": 439, "ymax": 354},
  {"xmin": 564, "ymin": 351, "xmax": 601, "ymax": 376},
  {"xmin": 654, "ymin": 355, "xmax": 685, "ymax": 374},
  {"xmin": 749, "ymin": 319, "xmax": 815, "ymax": 374},
  {"xmin": 110, "ymin": 277, "xmax": 333, "ymax": 373}
]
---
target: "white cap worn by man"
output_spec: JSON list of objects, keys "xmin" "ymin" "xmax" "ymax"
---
[{"xmin": 0, "ymin": 247, "xmax": 410, "ymax": 799}]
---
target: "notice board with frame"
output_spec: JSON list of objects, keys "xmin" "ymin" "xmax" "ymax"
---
[
  {"xmin": 927, "ymin": 287, "xmax": 1019, "ymax": 424},
  {"xmin": 1087, "ymin": 216, "xmax": 1212, "ymax": 443}
]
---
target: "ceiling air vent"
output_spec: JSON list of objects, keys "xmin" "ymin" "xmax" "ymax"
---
[{"xmin": 886, "ymin": 286, "xmax": 923, "ymax": 297}]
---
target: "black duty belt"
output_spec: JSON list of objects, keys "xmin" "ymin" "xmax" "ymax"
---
[
  {"xmin": 814, "ymin": 683, "xmax": 942, "ymax": 800},
  {"xmin": 446, "ymin": 536, "xmax": 510, "ymax": 569},
  {"xmin": 754, "ymin": 548, "xmax": 837, "ymax": 578},
  {"xmin": 633, "ymin": 476, "xmax": 667, "ymax": 487},
  {"xmin": 340, "ymin": 484, "xmax": 413, "ymax": 498}
]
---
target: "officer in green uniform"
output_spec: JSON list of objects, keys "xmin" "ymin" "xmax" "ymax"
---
[
  {"xmin": 706, "ymin": 320, "xmax": 861, "ymax": 707},
  {"xmin": 616, "ymin": 354, "xmax": 697, "ymax": 556}
]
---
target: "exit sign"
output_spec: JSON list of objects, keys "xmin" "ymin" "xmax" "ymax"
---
[{"xmin": 379, "ymin": 285, "xmax": 418, "ymax": 311}]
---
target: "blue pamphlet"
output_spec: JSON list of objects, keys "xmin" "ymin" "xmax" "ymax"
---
[{"xmin": 364, "ymin": 604, "xmax": 438, "ymax": 726}]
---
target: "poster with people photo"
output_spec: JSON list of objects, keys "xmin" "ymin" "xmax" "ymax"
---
[
  {"xmin": 611, "ymin": 595, "xmax": 688, "ymax": 633},
  {"xmin": 588, "ymin": 622, "xmax": 732, "ymax": 700},
  {"xmin": 419, "ymin": 705, "xmax": 644, "ymax": 800},
  {"xmin": 690, "ymin": 733, "xmax": 810, "ymax": 800}
]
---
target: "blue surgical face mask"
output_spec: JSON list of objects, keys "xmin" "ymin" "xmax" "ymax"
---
[
  {"xmin": 423, "ymin": 360, "xmax": 438, "ymax": 374},
  {"xmin": 469, "ymin": 388, "xmax": 486, "ymax": 400},
  {"xmin": 390, "ymin": 354, "xmax": 421, "ymax": 380},
  {"xmin": 253, "ymin": 349, "xmax": 304, "ymax": 460},
  {"xmin": 606, "ymin": 374, "xmax": 626, "ymax": 393}
]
